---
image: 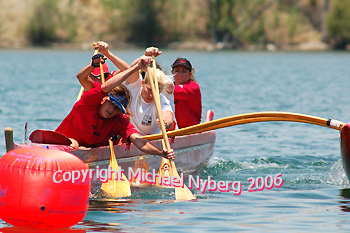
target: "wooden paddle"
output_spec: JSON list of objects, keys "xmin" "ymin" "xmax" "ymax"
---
[
  {"xmin": 75, "ymin": 43, "xmax": 131, "ymax": 197},
  {"xmin": 155, "ymin": 141, "xmax": 175, "ymax": 188},
  {"xmin": 76, "ymin": 86, "xmax": 85, "ymax": 102},
  {"xmin": 98, "ymin": 53, "xmax": 131, "ymax": 197},
  {"xmin": 99, "ymin": 58, "xmax": 105, "ymax": 83},
  {"xmin": 130, "ymin": 156, "xmax": 150, "ymax": 187},
  {"xmin": 147, "ymin": 58, "xmax": 196, "ymax": 201},
  {"xmin": 101, "ymin": 140, "xmax": 131, "ymax": 197},
  {"xmin": 142, "ymin": 112, "xmax": 345, "ymax": 141}
]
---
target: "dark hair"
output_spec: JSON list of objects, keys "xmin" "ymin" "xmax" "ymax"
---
[
  {"xmin": 141, "ymin": 62, "xmax": 163, "ymax": 79},
  {"xmin": 109, "ymin": 84, "xmax": 132, "ymax": 115},
  {"xmin": 171, "ymin": 58, "xmax": 196, "ymax": 82}
]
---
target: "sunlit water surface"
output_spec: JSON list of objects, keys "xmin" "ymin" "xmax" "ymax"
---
[{"xmin": 1, "ymin": 49, "xmax": 350, "ymax": 232}]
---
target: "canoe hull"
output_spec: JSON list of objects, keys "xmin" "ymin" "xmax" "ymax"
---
[
  {"xmin": 71, "ymin": 130, "xmax": 215, "ymax": 192},
  {"xmin": 5, "ymin": 110, "xmax": 216, "ymax": 192},
  {"xmin": 71, "ymin": 130, "xmax": 215, "ymax": 173},
  {"xmin": 11, "ymin": 130, "xmax": 215, "ymax": 192}
]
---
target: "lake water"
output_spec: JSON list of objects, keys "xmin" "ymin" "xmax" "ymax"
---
[{"xmin": 1, "ymin": 49, "xmax": 350, "ymax": 232}]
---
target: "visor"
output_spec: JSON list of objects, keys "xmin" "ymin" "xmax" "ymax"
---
[{"xmin": 108, "ymin": 94, "xmax": 128, "ymax": 114}]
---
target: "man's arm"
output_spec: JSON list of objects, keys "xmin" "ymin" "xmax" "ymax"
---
[
  {"xmin": 124, "ymin": 57, "xmax": 143, "ymax": 85},
  {"xmin": 76, "ymin": 64, "xmax": 96, "ymax": 91},
  {"xmin": 94, "ymin": 41, "xmax": 130, "ymax": 71},
  {"xmin": 77, "ymin": 41, "xmax": 131, "ymax": 92},
  {"xmin": 161, "ymin": 111, "xmax": 173, "ymax": 130},
  {"xmin": 144, "ymin": 47, "xmax": 162, "ymax": 57},
  {"xmin": 125, "ymin": 46, "xmax": 162, "ymax": 85},
  {"xmin": 129, "ymin": 133, "xmax": 175, "ymax": 160},
  {"xmin": 159, "ymin": 94, "xmax": 174, "ymax": 129}
]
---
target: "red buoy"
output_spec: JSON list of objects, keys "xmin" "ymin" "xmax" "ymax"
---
[{"xmin": 0, "ymin": 147, "xmax": 90, "ymax": 228}]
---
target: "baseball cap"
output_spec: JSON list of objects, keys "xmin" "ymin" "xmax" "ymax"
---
[
  {"xmin": 91, "ymin": 62, "xmax": 110, "ymax": 76},
  {"xmin": 108, "ymin": 94, "xmax": 128, "ymax": 113},
  {"xmin": 171, "ymin": 58, "xmax": 192, "ymax": 71}
]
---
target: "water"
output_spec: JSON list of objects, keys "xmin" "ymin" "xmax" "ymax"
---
[{"xmin": 1, "ymin": 49, "xmax": 350, "ymax": 232}]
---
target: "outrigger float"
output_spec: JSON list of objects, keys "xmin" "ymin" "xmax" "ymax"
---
[{"xmin": 4, "ymin": 111, "xmax": 350, "ymax": 190}]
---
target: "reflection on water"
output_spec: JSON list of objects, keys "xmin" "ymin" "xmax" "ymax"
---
[
  {"xmin": 88, "ymin": 198, "xmax": 136, "ymax": 213},
  {"xmin": 339, "ymin": 188, "xmax": 350, "ymax": 213},
  {"xmin": 340, "ymin": 188, "xmax": 350, "ymax": 199},
  {"xmin": 0, "ymin": 226, "xmax": 86, "ymax": 233}
]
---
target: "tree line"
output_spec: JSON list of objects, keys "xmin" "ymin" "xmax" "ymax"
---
[{"xmin": 13, "ymin": 0, "xmax": 350, "ymax": 49}]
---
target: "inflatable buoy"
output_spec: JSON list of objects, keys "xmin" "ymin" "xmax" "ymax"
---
[{"xmin": 0, "ymin": 147, "xmax": 90, "ymax": 228}]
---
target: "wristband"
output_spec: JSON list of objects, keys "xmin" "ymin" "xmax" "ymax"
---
[
  {"xmin": 91, "ymin": 61, "xmax": 100, "ymax": 67},
  {"xmin": 91, "ymin": 54, "xmax": 104, "ymax": 67}
]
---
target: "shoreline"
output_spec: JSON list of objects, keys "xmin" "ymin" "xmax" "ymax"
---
[{"xmin": 1, "ymin": 41, "xmax": 348, "ymax": 52}]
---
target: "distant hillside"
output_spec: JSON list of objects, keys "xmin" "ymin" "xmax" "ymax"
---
[{"xmin": 0, "ymin": 0, "xmax": 349, "ymax": 50}]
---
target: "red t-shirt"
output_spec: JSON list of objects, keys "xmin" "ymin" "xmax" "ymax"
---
[
  {"xmin": 55, "ymin": 84, "xmax": 138, "ymax": 147},
  {"xmin": 174, "ymin": 80, "xmax": 202, "ymax": 129}
]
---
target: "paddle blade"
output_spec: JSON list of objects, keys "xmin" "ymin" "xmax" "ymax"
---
[
  {"xmin": 170, "ymin": 160, "xmax": 196, "ymax": 201},
  {"xmin": 130, "ymin": 157, "xmax": 150, "ymax": 187},
  {"xmin": 101, "ymin": 174, "xmax": 131, "ymax": 198},
  {"xmin": 101, "ymin": 141, "xmax": 131, "ymax": 198},
  {"xmin": 175, "ymin": 185, "xmax": 196, "ymax": 201},
  {"xmin": 155, "ymin": 157, "xmax": 175, "ymax": 188}
]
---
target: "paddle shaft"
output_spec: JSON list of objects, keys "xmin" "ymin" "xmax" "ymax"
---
[
  {"xmin": 74, "ymin": 44, "xmax": 130, "ymax": 197},
  {"xmin": 152, "ymin": 58, "xmax": 171, "ymax": 149},
  {"xmin": 100, "ymin": 62, "xmax": 105, "ymax": 83},
  {"xmin": 99, "ymin": 49, "xmax": 130, "ymax": 197},
  {"xmin": 146, "ymin": 65, "xmax": 170, "ymax": 150},
  {"xmin": 147, "ymin": 59, "xmax": 196, "ymax": 200}
]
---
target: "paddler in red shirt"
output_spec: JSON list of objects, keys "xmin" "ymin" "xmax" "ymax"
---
[
  {"xmin": 55, "ymin": 55, "xmax": 175, "ymax": 160},
  {"xmin": 76, "ymin": 41, "xmax": 129, "ymax": 93},
  {"xmin": 144, "ymin": 47, "xmax": 202, "ymax": 129},
  {"xmin": 171, "ymin": 57, "xmax": 202, "ymax": 129}
]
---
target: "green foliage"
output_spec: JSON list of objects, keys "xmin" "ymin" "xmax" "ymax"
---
[
  {"xmin": 126, "ymin": 0, "xmax": 163, "ymax": 46},
  {"xmin": 19, "ymin": 0, "xmax": 350, "ymax": 49},
  {"xmin": 287, "ymin": 7, "xmax": 299, "ymax": 42},
  {"xmin": 159, "ymin": 0, "xmax": 203, "ymax": 43},
  {"xmin": 101, "ymin": 0, "xmax": 164, "ymax": 46},
  {"xmin": 242, "ymin": 16, "xmax": 266, "ymax": 45},
  {"xmin": 26, "ymin": 0, "xmax": 78, "ymax": 45},
  {"xmin": 209, "ymin": 0, "xmax": 237, "ymax": 43},
  {"xmin": 326, "ymin": 0, "xmax": 350, "ymax": 49},
  {"xmin": 209, "ymin": 0, "xmax": 277, "ymax": 46},
  {"xmin": 27, "ymin": 0, "xmax": 59, "ymax": 45},
  {"xmin": 58, "ymin": 1, "xmax": 78, "ymax": 42}
]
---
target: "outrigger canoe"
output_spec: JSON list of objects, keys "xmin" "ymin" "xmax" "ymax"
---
[
  {"xmin": 4, "ymin": 110, "xmax": 216, "ymax": 191},
  {"xmin": 4, "ymin": 111, "xmax": 350, "ymax": 190}
]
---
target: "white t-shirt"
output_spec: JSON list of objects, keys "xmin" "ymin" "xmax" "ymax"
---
[{"xmin": 125, "ymin": 75, "xmax": 173, "ymax": 135}]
